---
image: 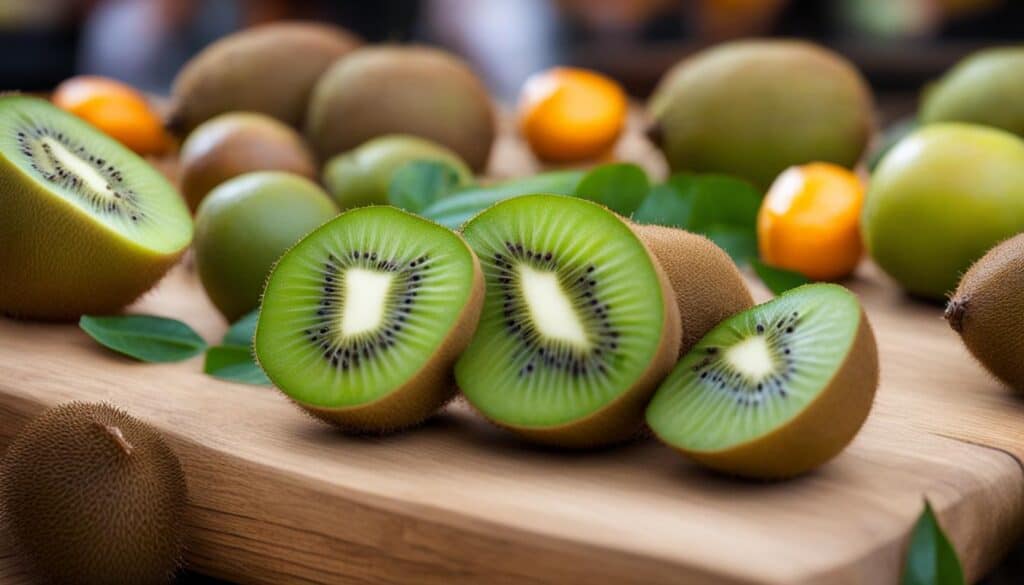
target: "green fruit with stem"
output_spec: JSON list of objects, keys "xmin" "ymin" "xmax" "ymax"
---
[{"xmin": 194, "ymin": 171, "xmax": 338, "ymax": 321}]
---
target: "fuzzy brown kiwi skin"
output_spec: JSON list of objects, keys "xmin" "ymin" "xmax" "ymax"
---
[
  {"xmin": 0, "ymin": 158, "xmax": 186, "ymax": 321},
  {"xmin": 630, "ymin": 223, "xmax": 755, "ymax": 356},
  {"xmin": 945, "ymin": 233, "xmax": 1024, "ymax": 392},
  {"xmin": 256, "ymin": 237, "xmax": 485, "ymax": 433},
  {"xmin": 168, "ymin": 22, "xmax": 361, "ymax": 134},
  {"xmin": 668, "ymin": 310, "xmax": 879, "ymax": 479},
  {"xmin": 0, "ymin": 402, "xmax": 188, "ymax": 584},
  {"xmin": 481, "ymin": 218, "xmax": 683, "ymax": 449}
]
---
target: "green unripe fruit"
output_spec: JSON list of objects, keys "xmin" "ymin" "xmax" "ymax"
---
[
  {"xmin": 322, "ymin": 135, "xmax": 472, "ymax": 209},
  {"xmin": 863, "ymin": 123, "xmax": 1024, "ymax": 300},
  {"xmin": 921, "ymin": 47, "xmax": 1024, "ymax": 138},
  {"xmin": 648, "ymin": 40, "xmax": 874, "ymax": 191},
  {"xmin": 195, "ymin": 172, "xmax": 338, "ymax": 320}
]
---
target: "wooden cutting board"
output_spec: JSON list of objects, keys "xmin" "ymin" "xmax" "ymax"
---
[{"xmin": 0, "ymin": 260, "xmax": 1022, "ymax": 585}]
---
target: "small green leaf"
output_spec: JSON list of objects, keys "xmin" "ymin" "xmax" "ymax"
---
[
  {"xmin": 751, "ymin": 259, "xmax": 811, "ymax": 295},
  {"xmin": 703, "ymin": 224, "xmax": 758, "ymax": 265},
  {"xmin": 574, "ymin": 163, "xmax": 650, "ymax": 216},
  {"xmin": 632, "ymin": 184, "xmax": 693, "ymax": 227},
  {"xmin": 204, "ymin": 345, "xmax": 271, "ymax": 386},
  {"xmin": 222, "ymin": 309, "xmax": 259, "ymax": 346},
  {"xmin": 387, "ymin": 160, "xmax": 462, "ymax": 213},
  {"xmin": 902, "ymin": 500, "xmax": 965, "ymax": 585},
  {"xmin": 79, "ymin": 315, "xmax": 207, "ymax": 363},
  {"xmin": 682, "ymin": 174, "xmax": 762, "ymax": 232}
]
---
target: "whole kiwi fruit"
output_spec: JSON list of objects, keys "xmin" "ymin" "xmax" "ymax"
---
[
  {"xmin": 178, "ymin": 112, "xmax": 317, "ymax": 211},
  {"xmin": 169, "ymin": 22, "xmax": 361, "ymax": 134},
  {"xmin": 0, "ymin": 402, "xmax": 188, "ymax": 584},
  {"xmin": 0, "ymin": 95, "xmax": 192, "ymax": 320},
  {"xmin": 305, "ymin": 45, "xmax": 496, "ymax": 171},
  {"xmin": 195, "ymin": 171, "xmax": 338, "ymax": 321},
  {"xmin": 630, "ymin": 223, "xmax": 755, "ymax": 355},
  {"xmin": 648, "ymin": 40, "xmax": 874, "ymax": 191},
  {"xmin": 945, "ymin": 233, "xmax": 1024, "ymax": 392}
]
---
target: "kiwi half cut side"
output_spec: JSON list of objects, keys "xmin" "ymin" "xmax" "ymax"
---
[
  {"xmin": 646, "ymin": 284, "xmax": 878, "ymax": 479},
  {"xmin": 456, "ymin": 195, "xmax": 681, "ymax": 448},
  {"xmin": 255, "ymin": 206, "xmax": 483, "ymax": 432},
  {"xmin": 0, "ymin": 96, "xmax": 193, "ymax": 319}
]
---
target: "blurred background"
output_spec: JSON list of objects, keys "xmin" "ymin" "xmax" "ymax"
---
[
  {"xmin": 2, "ymin": 0, "xmax": 1023, "ymax": 123},
  {"xmin": 0, "ymin": 1, "xmax": 1021, "ymax": 583}
]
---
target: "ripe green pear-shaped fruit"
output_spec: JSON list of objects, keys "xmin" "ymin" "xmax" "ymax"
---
[{"xmin": 863, "ymin": 123, "xmax": 1024, "ymax": 300}]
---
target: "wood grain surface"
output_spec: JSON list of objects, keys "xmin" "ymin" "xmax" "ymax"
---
[{"xmin": 0, "ymin": 112, "xmax": 1022, "ymax": 584}]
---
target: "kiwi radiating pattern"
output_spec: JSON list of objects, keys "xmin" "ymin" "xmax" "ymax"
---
[
  {"xmin": 256, "ymin": 206, "xmax": 478, "ymax": 410},
  {"xmin": 457, "ymin": 195, "xmax": 670, "ymax": 429}
]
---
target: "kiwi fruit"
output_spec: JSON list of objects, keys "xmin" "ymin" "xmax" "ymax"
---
[
  {"xmin": 945, "ymin": 233, "xmax": 1024, "ymax": 392},
  {"xmin": 323, "ymin": 134, "xmax": 473, "ymax": 209},
  {"xmin": 648, "ymin": 40, "xmax": 874, "ymax": 190},
  {"xmin": 178, "ymin": 112, "xmax": 317, "ymax": 211},
  {"xmin": 0, "ymin": 95, "xmax": 193, "ymax": 320},
  {"xmin": 0, "ymin": 402, "xmax": 187, "ymax": 584},
  {"xmin": 646, "ymin": 284, "xmax": 878, "ymax": 479},
  {"xmin": 169, "ymin": 22, "xmax": 361, "ymax": 134},
  {"xmin": 921, "ymin": 47, "xmax": 1024, "ymax": 139},
  {"xmin": 630, "ymin": 223, "xmax": 755, "ymax": 355},
  {"xmin": 455, "ymin": 195, "xmax": 681, "ymax": 448},
  {"xmin": 305, "ymin": 45, "xmax": 496, "ymax": 171},
  {"xmin": 255, "ymin": 206, "xmax": 484, "ymax": 432},
  {"xmin": 195, "ymin": 171, "xmax": 338, "ymax": 321}
]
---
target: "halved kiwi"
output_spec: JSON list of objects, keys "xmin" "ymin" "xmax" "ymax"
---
[
  {"xmin": 255, "ymin": 206, "xmax": 483, "ymax": 432},
  {"xmin": 646, "ymin": 284, "xmax": 878, "ymax": 479},
  {"xmin": 455, "ymin": 195, "xmax": 681, "ymax": 447},
  {"xmin": 0, "ymin": 96, "xmax": 192, "ymax": 319}
]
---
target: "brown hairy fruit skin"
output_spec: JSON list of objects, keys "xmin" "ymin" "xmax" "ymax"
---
[
  {"xmin": 945, "ymin": 233, "xmax": 1024, "ymax": 392},
  {"xmin": 648, "ymin": 40, "xmax": 874, "ymax": 191},
  {"xmin": 682, "ymin": 310, "xmax": 878, "ymax": 479},
  {"xmin": 169, "ymin": 22, "xmax": 361, "ymax": 134},
  {"xmin": 304, "ymin": 45, "xmax": 496, "ymax": 171},
  {"xmin": 630, "ymin": 223, "xmax": 755, "ymax": 355},
  {"xmin": 178, "ymin": 112, "xmax": 317, "ymax": 211},
  {"xmin": 0, "ymin": 402, "xmax": 188, "ymax": 585}
]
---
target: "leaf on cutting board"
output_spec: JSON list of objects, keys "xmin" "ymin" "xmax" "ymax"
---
[
  {"xmin": 387, "ymin": 160, "xmax": 463, "ymax": 213},
  {"xmin": 574, "ymin": 163, "xmax": 650, "ymax": 216},
  {"xmin": 632, "ymin": 184, "xmax": 693, "ymax": 227},
  {"xmin": 221, "ymin": 309, "xmax": 259, "ymax": 347},
  {"xmin": 702, "ymin": 224, "xmax": 758, "ymax": 265},
  {"xmin": 79, "ymin": 315, "xmax": 207, "ymax": 363},
  {"xmin": 204, "ymin": 345, "xmax": 271, "ymax": 386},
  {"xmin": 751, "ymin": 259, "xmax": 811, "ymax": 295},
  {"xmin": 902, "ymin": 500, "xmax": 965, "ymax": 585}
]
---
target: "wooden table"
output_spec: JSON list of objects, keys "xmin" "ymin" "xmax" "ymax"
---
[{"xmin": 0, "ymin": 117, "xmax": 1022, "ymax": 584}]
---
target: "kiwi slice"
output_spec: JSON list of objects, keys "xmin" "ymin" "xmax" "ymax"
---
[
  {"xmin": 255, "ymin": 206, "xmax": 483, "ymax": 431},
  {"xmin": 456, "ymin": 195, "xmax": 681, "ymax": 447},
  {"xmin": 0, "ymin": 96, "xmax": 192, "ymax": 319},
  {"xmin": 646, "ymin": 284, "xmax": 878, "ymax": 479}
]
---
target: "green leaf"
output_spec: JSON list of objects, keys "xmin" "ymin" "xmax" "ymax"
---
[
  {"xmin": 679, "ymin": 174, "xmax": 761, "ymax": 232},
  {"xmin": 751, "ymin": 259, "xmax": 811, "ymax": 295},
  {"xmin": 387, "ymin": 160, "xmax": 462, "ymax": 213},
  {"xmin": 703, "ymin": 224, "xmax": 757, "ymax": 265},
  {"xmin": 222, "ymin": 309, "xmax": 259, "ymax": 346},
  {"xmin": 902, "ymin": 501, "xmax": 965, "ymax": 585},
  {"xmin": 204, "ymin": 345, "xmax": 271, "ymax": 386},
  {"xmin": 79, "ymin": 315, "xmax": 207, "ymax": 363},
  {"xmin": 574, "ymin": 163, "xmax": 650, "ymax": 216},
  {"xmin": 632, "ymin": 184, "xmax": 693, "ymax": 227}
]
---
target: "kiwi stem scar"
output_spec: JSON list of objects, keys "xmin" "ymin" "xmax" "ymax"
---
[
  {"xmin": 339, "ymin": 268, "xmax": 393, "ymax": 337},
  {"xmin": 517, "ymin": 264, "xmax": 590, "ymax": 349},
  {"xmin": 95, "ymin": 422, "xmax": 135, "ymax": 456}
]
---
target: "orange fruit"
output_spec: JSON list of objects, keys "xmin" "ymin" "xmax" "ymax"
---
[
  {"xmin": 52, "ymin": 76, "xmax": 169, "ymax": 155},
  {"xmin": 518, "ymin": 67, "xmax": 627, "ymax": 163},
  {"xmin": 758, "ymin": 162, "xmax": 865, "ymax": 280}
]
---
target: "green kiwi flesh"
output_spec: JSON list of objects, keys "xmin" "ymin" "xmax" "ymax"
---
[
  {"xmin": 456, "ymin": 194, "xmax": 681, "ymax": 447},
  {"xmin": 0, "ymin": 402, "xmax": 187, "ymax": 585},
  {"xmin": 646, "ymin": 284, "xmax": 878, "ymax": 478},
  {"xmin": 255, "ymin": 206, "xmax": 483, "ymax": 431},
  {"xmin": 0, "ymin": 96, "xmax": 192, "ymax": 319}
]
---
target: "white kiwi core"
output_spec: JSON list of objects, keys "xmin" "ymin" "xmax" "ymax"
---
[
  {"xmin": 42, "ymin": 136, "xmax": 116, "ymax": 197},
  {"xmin": 518, "ymin": 264, "xmax": 589, "ymax": 348},
  {"xmin": 725, "ymin": 335, "xmax": 775, "ymax": 382},
  {"xmin": 340, "ymin": 268, "xmax": 393, "ymax": 337}
]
